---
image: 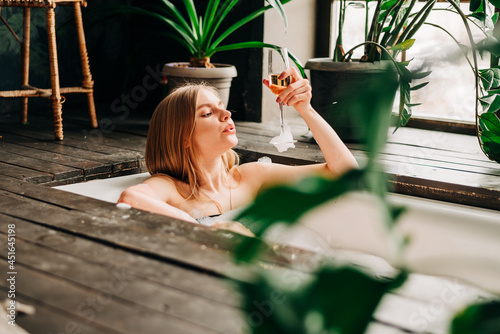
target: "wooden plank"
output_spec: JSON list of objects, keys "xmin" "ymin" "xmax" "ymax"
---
[
  {"xmin": 0, "ymin": 123, "xmax": 143, "ymax": 178},
  {"xmin": 14, "ymin": 113, "xmax": 147, "ymax": 153},
  {"xmin": 390, "ymin": 175, "xmax": 500, "ymax": 211},
  {"xmin": 235, "ymin": 131, "xmax": 326, "ymax": 163},
  {"xmin": 0, "ymin": 151, "xmax": 81, "ymax": 181},
  {"xmin": 0, "ymin": 132, "xmax": 120, "ymax": 165},
  {"xmin": 379, "ymin": 154, "xmax": 500, "ymax": 191},
  {"xmin": 388, "ymin": 127, "xmax": 489, "ymax": 158},
  {"xmin": 61, "ymin": 109, "xmax": 151, "ymax": 138},
  {"xmin": 70, "ymin": 127, "xmax": 148, "ymax": 153},
  {"xmin": 236, "ymin": 121, "xmax": 498, "ymax": 169},
  {"xmin": 0, "ymin": 190, "xmax": 252, "ymax": 280},
  {"xmin": 0, "ymin": 141, "xmax": 110, "ymax": 177},
  {"xmin": 0, "ymin": 120, "xmax": 143, "ymax": 159},
  {"xmin": 0, "ymin": 213, "xmax": 241, "ymax": 307},
  {"xmin": 0, "ymin": 262, "xmax": 218, "ymax": 334},
  {"xmin": 0, "ymin": 287, "xmax": 123, "ymax": 334},
  {"xmin": 0, "ymin": 161, "xmax": 52, "ymax": 183},
  {"xmin": 0, "ymin": 234, "xmax": 246, "ymax": 333}
]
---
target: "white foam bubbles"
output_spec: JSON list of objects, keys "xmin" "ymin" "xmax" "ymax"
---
[
  {"xmin": 257, "ymin": 156, "xmax": 272, "ymax": 167},
  {"xmin": 270, "ymin": 124, "xmax": 296, "ymax": 152},
  {"xmin": 116, "ymin": 202, "xmax": 131, "ymax": 210}
]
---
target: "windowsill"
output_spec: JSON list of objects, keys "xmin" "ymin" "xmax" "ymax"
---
[
  {"xmin": 234, "ymin": 120, "xmax": 500, "ymax": 211},
  {"xmin": 405, "ymin": 116, "xmax": 476, "ymax": 135}
]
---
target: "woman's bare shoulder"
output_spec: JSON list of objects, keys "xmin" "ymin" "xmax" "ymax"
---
[
  {"xmin": 143, "ymin": 173, "xmax": 177, "ymax": 187},
  {"xmin": 140, "ymin": 174, "xmax": 181, "ymax": 200}
]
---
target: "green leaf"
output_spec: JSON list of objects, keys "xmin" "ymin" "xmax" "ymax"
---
[
  {"xmin": 389, "ymin": 39, "xmax": 415, "ymax": 51},
  {"xmin": 410, "ymin": 82, "xmax": 429, "ymax": 91},
  {"xmin": 212, "ymin": 42, "xmax": 306, "ymax": 77},
  {"xmin": 480, "ymin": 69, "xmax": 495, "ymax": 90},
  {"xmin": 183, "ymin": 0, "xmax": 200, "ymax": 40},
  {"xmin": 204, "ymin": 0, "xmax": 239, "ymax": 49},
  {"xmin": 479, "ymin": 112, "xmax": 500, "ymax": 133},
  {"xmin": 480, "ymin": 94, "xmax": 500, "ymax": 113},
  {"xmin": 208, "ymin": 0, "xmax": 291, "ymax": 53},
  {"xmin": 451, "ymin": 301, "xmax": 500, "ymax": 334},
  {"xmin": 470, "ymin": 0, "xmax": 482, "ymax": 12},
  {"xmin": 239, "ymin": 266, "xmax": 408, "ymax": 334},
  {"xmin": 479, "ymin": 130, "xmax": 500, "ymax": 162},
  {"xmin": 202, "ymin": 0, "xmax": 220, "ymax": 42},
  {"xmin": 394, "ymin": 105, "xmax": 412, "ymax": 131},
  {"xmin": 490, "ymin": 0, "xmax": 500, "ymax": 8},
  {"xmin": 266, "ymin": 0, "xmax": 288, "ymax": 31},
  {"xmin": 380, "ymin": 0, "xmax": 399, "ymax": 11},
  {"xmin": 469, "ymin": 11, "xmax": 487, "ymax": 23},
  {"xmin": 492, "ymin": 12, "xmax": 499, "ymax": 25},
  {"xmin": 476, "ymin": 36, "xmax": 500, "ymax": 58}
]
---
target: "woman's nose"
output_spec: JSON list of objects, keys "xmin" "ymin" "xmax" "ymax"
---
[{"xmin": 221, "ymin": 109, "xmax": 231, "ymax": 121}]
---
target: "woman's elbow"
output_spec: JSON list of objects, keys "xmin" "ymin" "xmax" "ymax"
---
[{"xmin": 118, "ymin": 186, "xmax": 147, "ymax": 206}]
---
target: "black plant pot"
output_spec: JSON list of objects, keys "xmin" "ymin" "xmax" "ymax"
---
[{"xmin": 305, "ymin": 58, "xmax": 399, "ymax": 143}]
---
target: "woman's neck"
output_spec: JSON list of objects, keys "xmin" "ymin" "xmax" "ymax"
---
[{"xmin": 198, "ymin": 156, "xmax": 228, "ymax": 193}]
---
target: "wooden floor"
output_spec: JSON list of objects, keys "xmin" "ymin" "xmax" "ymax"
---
[{"xmin": 0, "ymin": 108, "xmax": 499, "ymax": 333}]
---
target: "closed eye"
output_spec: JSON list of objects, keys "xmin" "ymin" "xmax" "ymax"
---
[{"xmin": 201, "ymin": 111, "xmax": 212, "ymax": 117}]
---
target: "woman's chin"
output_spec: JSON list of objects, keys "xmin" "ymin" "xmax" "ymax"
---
[{"xmin": 229, "ymin": 136, "xmax": 238, "ymax": 148}]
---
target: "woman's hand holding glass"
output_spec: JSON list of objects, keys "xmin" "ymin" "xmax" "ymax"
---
[{"xmin": 264, "ymin": 67, "xmax": 312, "ymax": 115}]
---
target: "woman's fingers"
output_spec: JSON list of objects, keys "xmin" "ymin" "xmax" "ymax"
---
[
  {"xmin": 279, "ymin": 67, "xmax": 300, "ymax": 82},
  {"xmin": 278, "ymin": 78, "xmax": 312, "ymax": 106},
  {"xmin": 264, "ymin": 67, "xmax": 309, "ymax": 107}
]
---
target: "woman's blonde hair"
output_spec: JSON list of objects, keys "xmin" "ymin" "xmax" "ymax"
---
[{"xmin": 145, "ymin": 84, "xmax": 239, "ymax": 199}]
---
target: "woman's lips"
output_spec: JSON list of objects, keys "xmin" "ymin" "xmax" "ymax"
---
[{"xmin": 223, "ymin": 125, "xmax": 236, "ymax": 134}]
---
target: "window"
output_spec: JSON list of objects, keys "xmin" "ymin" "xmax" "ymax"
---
[{"xmin": 333, "ymin": 1, "xmax": 492, "ymax": 124}]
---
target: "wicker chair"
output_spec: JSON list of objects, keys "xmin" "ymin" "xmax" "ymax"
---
[{"xmin": 0, "ymin": 0, "xmax": 97, "ymax": 140}]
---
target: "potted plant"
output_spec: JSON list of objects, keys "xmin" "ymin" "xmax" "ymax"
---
[
  {"xmin": 305, "ymin": 0, "xmax": 500, "ymax": 161},
  {"xmin": 109, "ymin": 0, "xmax": 303, "ymax": 108}
]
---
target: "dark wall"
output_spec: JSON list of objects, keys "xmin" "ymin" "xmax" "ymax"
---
[{"xmin": 0, "ymin": 0, "xmax": 264, "ymax": 121}]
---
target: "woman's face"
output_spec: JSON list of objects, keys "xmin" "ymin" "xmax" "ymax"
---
[{"xmin": 192, "ymin": 88, "xmax": 238, "ymax": 157}]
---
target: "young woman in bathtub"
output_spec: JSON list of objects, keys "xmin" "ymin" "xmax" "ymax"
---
[{"xmin": 118, "ymin": 67, "xmax": 357, "ymax": 233}]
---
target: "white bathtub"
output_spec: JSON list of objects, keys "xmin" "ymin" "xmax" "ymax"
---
[{"xmin": 54, "ymin": 173, "xmax": 500, "ymax": 295}]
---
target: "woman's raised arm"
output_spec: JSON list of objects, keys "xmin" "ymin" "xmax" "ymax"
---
[{"xmin": 254, "ymin": 67, "xmax": 358, "ymax": 188}]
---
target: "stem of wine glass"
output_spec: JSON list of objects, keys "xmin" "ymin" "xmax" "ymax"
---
[
  {"xmin": 279, "ymin": 102, "xmax": 284, "ymax": 132},
  {"xmin": 280, "ymin": 48, "xmax": 288, "ymax": 133}
]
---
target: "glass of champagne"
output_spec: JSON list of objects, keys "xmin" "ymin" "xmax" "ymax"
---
[
  {"xmin": 267, "ymin": 47, "xmax": 295, "ymax": 152},
  {"xmin": 268, "ymin": 48, "xmax": 290, "ymax": 132}
]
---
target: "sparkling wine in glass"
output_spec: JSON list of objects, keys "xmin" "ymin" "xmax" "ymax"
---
[
  {"xmin": 267, "ymin": 47, "xmax": 295, "ymax": 152},
  {"xmin": 268, "ymin": 48, "xmax": 290, "ymax": 132}
]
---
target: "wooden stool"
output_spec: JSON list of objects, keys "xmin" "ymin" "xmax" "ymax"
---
[{"xmin": 0, "ymin": 0, "xmax": 97, "ymax": 140}]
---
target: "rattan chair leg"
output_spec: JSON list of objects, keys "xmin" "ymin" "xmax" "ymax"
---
[
  {"xmin": 74, "ymin": 2, "xmax": 97, "ymax": 128},
  {"xmin": 46, "ymin": 7, "xmax": 63, "ymax": 140},
  {"xmin": 20, "ymin": 7, "xmax": 30, "ymax": 125}
]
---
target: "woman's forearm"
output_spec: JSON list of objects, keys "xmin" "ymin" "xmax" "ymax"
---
[
  {"xmin": 299, "ymin": 105, "xmax": 358, "ymax": 176},
  {"xmin": 118, "ymin": 188, "xmax": 198, "ymax": 223}
]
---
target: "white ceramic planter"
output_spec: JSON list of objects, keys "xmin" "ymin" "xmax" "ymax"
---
[{"xmin": 162, "ymin": 62, "xmax": 238, "ymax": 108}]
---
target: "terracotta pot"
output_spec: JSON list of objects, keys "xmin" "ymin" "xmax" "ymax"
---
[{"xmin": 162, "ymin": 63, "xmax": 238, "ymax": 107}]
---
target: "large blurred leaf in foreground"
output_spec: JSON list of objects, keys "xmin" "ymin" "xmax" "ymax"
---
[{"xmin": 239, "ymin": 266, "xmax": 407, "ymax": 334}]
